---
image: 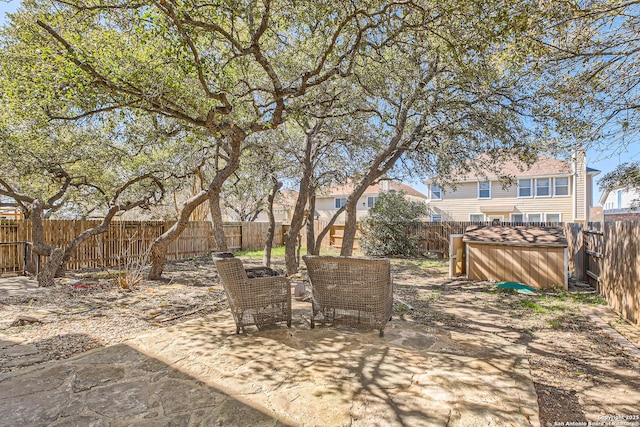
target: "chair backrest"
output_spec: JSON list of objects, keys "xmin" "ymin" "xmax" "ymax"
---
[
  {"xmin": 303, "ymin": 255, "xmax": 391, "ymax": 296},
  {"xmin": 214, "ymin": 258, "xmax": 248, "ymax": 295}
]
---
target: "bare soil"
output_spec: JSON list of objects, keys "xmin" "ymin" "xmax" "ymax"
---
[{"xmin": 1, "ymin": 254, "xmax": 639, "ymax": 426}]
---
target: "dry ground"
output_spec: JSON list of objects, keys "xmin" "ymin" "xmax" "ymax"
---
[{"xmin": 1, "ymin": 253, "xmax": 639, "ymax": 426}]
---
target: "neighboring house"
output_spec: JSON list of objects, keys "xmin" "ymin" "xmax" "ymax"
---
[
  {"xmin": 0, "ymin": 196, "xmax": 23, "ymax": 220},
  {"xmin": 599, "ymin": 186, "xmax": 640, "ymax": 221},
  {"xmin": 315, "ymin": 181, "xmax": 428, "ymax": 223},
  {"xmin": 255, "ymin": 190, "xmax": 299, "ymax": 223},
  {"xmin": 425, "ymin": 152, "xmax": 600, "ymax": 223}
]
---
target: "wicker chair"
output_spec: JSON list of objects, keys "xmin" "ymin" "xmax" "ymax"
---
[
  {"xmin": 302, "ymin": 255, "xmax": 393, "ymax": 337},
  {"xmin": 214, "ymin": 258, "xmax": 291, "ymax": 334}
]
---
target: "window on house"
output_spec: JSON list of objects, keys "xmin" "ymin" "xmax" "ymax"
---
[
  {"xmin": 527, "ymin": 213, "xmax": 542, "ymax": 222},
  {"xmin": 554, "ymin": 177, "xmax": 569, "ymax": 196},
  {"xmin": 478, "ymin": 181, "xmax": 491, "ymax": 199},
  {"xmin": 518, "ymin": 179, "xmax": 532, "ymax": 197},
  {"xmin": 367, "ymin": 196, "xmax": 378, "ymax": 208},
  {"xmin": 469, "ymin": 213, "xmax": 484, "ymax": 222},
  {"xmin": 430, "ymin": 184, "xmax": 442, "ymax": 200},
  {"xmin": 334, "ymin": 198, "xmax": 347, "ymax": 209},
  {"xmin": 510, "ymin": 213, "xmax": 525, "ymax": 222},
  {"xmin": 545, "ymin": 213, "xmax": 561, "ymax": 222},
  {"xmin": 617, "ymin": 190, "xmax": 623, "ymax": 209},
  {"xmin": 430, "ymin": 213, "xmax": 442, "ymax": 222},
  {"xmin": 536, "ymin": 178, "xmax": 551, "ymax": 197}
]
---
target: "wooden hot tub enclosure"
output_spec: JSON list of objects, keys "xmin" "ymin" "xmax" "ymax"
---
[{"xmin": 463, "ymin": 226, "xmax": 568, "ymax": 290}]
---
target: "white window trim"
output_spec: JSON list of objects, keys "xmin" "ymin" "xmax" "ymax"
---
[
  {"xmin": 517, "ymin": 179, "xmax": 533, "ymax": 198},
  {"xmin": 334, "ymin": 198, "xmax": 346, "ymax": 209},
  {"xmin": 553, "ymin": 177, "xmax": 571, "ymax": 198},
  {"xmin": 535, "ymin": 178, "xmax": 552, "ymax": 198},
  {"xmin": 430, "ymin": 213, "xmax": 442, "ymax": 222},
  {"xmin": 366, "ymin": 196, "xmax": 378, "ymax": 208},
  {"xmin": 477, "ymin": 181, "xmax": 491, "ymax": 199},
  {"xmin": 430, "ymin": 184, "xmax": 442, "ymax": 200},
  {"xmin": 510, "ymin": 213, "xmax": 525, "ymax": 222},
  {"xmin": 527, "ymin": 213, "xmax": 543, "ymax": 222},
  {"xmin": 545, "ymin": 212, "xmax": 562, "ymax": 222},
  {"xmin": 469, "ymin": 213, "xmax": 485, "ymax": 222}
]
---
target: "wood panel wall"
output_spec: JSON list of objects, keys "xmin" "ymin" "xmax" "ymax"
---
[{"xmin": 467, "ymin": 243, "xmax": 566, "ymax": 289}]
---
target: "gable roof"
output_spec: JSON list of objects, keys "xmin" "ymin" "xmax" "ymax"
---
[
  {"xmin": 598, "ymin": 185, "xmax": 640, "ymax": 206},
  {"xmin": 322, "ymin": 181, "xmax": 427, "ymax": 199}
]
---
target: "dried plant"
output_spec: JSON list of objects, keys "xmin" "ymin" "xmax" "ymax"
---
[{"xmin": 114, "ymin": 227, "xmax": 150, "ymax": 291}]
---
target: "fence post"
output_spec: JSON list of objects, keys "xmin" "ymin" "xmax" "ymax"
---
[{"xmin": 575, "ymin": 224, "xmax": 585, "ymax": 281}]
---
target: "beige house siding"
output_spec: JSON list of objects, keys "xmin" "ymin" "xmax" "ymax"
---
[
  {"xmin": 315, "ymin": 195, "xmax": 373, "ymax": 223},
  {"xmin": 428, "ymin": 179, "xmax": 574, "ymax": 222},
  {"xmin": 316, "ymin": 193, "xmax": 426, "ymax": 224}
]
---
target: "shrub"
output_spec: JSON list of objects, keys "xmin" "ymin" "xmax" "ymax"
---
[{"xmin": 359, "ymin": 191, "xmax": 428, "ymax": 257}]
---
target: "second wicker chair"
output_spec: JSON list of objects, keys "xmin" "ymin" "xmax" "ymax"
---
[{"xmin": 303, "ymin": 255, "xmax": 393, "ymax": 337}]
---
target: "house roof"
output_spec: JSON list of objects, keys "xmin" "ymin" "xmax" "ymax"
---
[
  {"xmin": 425, "ymin": 155, "xmax": 600, "ymax": 183},
  {"xmin": 322, "ymin": 181, "xmax": 427, "ymax": 199},
  {"xmin": 598, "ymin": 185, "xmax": 640, "ymax": 206},
  {"xmin": 462, "ymin": 225, "xmax": 568, "ymax": 247}
]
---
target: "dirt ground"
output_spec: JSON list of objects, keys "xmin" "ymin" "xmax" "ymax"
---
[{"xmin": 1, "ymin": 254, "xmax": 639, "ymax": 426}]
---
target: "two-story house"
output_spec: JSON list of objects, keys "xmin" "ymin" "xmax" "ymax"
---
[
  {"xmin": 599, "ymin": 186, "xmax": 640, "ymax": 221},
  {"xmin": 315, "ymin": 181, "xmax": 427, "ymax": 223},
  {"xmin": 425, "ymin": 153, "xmax": 600, "ymax": 223}
]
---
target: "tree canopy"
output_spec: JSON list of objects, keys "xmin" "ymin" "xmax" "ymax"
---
[{"xmin": 1, "ymin": 0, "xmax": 638, "ymax": 279}]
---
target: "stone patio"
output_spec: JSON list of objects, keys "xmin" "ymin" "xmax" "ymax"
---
[{"xmin": 0, "ymin": 298, "xmax": 540, "ymax": 426}]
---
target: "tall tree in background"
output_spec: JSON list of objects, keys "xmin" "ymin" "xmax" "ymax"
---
[
  {"xmin": 331, "ymin": 1, "xmax": 592, "ymax": 255},
  {"xmin": 529, "ymin": 1, "xmax": 640, "ymax": 154},
  {"xmin": 5, "ymin": 0, "xmax": 413, "ymax": 277}
]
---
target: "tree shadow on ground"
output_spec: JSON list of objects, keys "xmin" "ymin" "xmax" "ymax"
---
[{"xmin": 0, "ymin": 337, "xmax": 291, "ymax": 426}]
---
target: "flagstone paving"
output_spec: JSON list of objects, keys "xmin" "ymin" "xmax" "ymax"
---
[{"xmin": 0, "ymin": 300, "xmax": 539, "ymax": 426}]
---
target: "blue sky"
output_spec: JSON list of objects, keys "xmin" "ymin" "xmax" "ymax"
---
[{"xmin": 1, "ymin": 1, "xmax": 637, "ymax": 204}]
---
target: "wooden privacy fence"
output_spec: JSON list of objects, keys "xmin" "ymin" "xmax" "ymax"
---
[
  {"xmin": 327, "ymin": 221, "xmax": 564, "ymax": 255},
  {"xmin": 577, "ymin": 221, "xmax": 639, "ymax": 326},
  {"xmin": 0, "ymin": 220, "xmax": 285, "ymax": 274}
]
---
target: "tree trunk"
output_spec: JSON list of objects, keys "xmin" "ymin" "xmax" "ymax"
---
[
  {"xmin": 306, "ymin": 189, "xmax": 316, "ymax": 254},
  {"xmin": 285, "ymin": 197, "xmax": 307, "ymax": 274},
  {"xmin": 285, "ymin": 156, "xmax": 313, "ymax": 275},
  {"xmin": 313, "ymin": 204, "xmax": 347, "ymax": 255},
  {"xmin": 148, "ymin": 191, "xmax": 209, "ymax": 279},
  {"xmin": 38, "ymin": 248, "xmax": 65, "ymax": 287},
  {"xmin": 28, "ymin": 200, "xmax": 57, "ymax": 286},
  {"xmin": 208, "ymin": 190, "xmax": 228, "ymax": 251},
  {"xmin": 263, "ymin": 179, "xmax": 283, "ymax": 267},
  {"xmin": 340, "ymin": 196, "xmax": 360, "ymax": 256},
  {"xmin": 148, "ymin": 136, "xmax": 242, "ymax": 279}
]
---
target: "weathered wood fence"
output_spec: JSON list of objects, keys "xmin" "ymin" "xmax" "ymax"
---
[
  {"xmin": 571, "ymin": 221, "xmax": 639, "ymax": 326},
  {"xmin": 0, "ymin": 220, "xmax": 285, "ymax": 274},
  {"xmin": 328, "ymin": 221, "xmax": 564, "ymax": 254},
  {"xmin": 2, "ymin": 218, "xmax": 638, "ymax": 326}
]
